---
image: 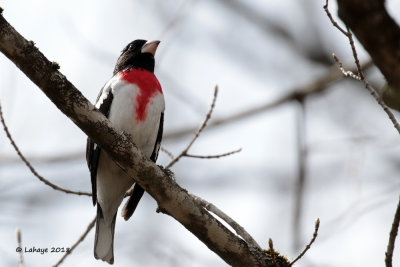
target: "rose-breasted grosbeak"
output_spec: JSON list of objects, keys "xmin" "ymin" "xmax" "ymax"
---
[{"xmin": 86, "ymin": 39, "xmax": 165, "ymax": 264}]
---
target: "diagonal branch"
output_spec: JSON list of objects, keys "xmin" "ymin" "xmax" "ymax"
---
[
  {"xmin": 0, "ymin": 11, "xmax": 277, "ymax": 266},
  {"xmin": 164, "ymin": 86, "xmax": 241, "ymax": 168},
  {"xmin": 385, "ymin": 196, "xmax": 400, "ymax": 267},
  {"xmin": 290, "ymin": 218, "xmax": 320, "ymax": 266},
  {"xmin": 185, "ymin": 148, "xmax": 242, "ymax": 159},
  {"xmin": 166, "ymin": 86, "xmax": 218, "ymax": 168}
]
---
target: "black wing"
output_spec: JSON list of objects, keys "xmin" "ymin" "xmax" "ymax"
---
[
  {"xmin": 150, "ymin": 112, "xmax": 164, "ymax": 162},
  {"xmin": 86, "ymin": 85, "xmax": 114, "ymax": 206},
  {"xmin": 121, "ymin": 112, "xmax": 164, "ymax": 220}
]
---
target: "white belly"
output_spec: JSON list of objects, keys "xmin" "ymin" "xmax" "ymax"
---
[
  {"xmin": 95, "ymin": 78, "xmax": 165, "ymax": 217},
  {"xmin": 96, "ymin": 152, "xmax": 132, "ymax": 220}
]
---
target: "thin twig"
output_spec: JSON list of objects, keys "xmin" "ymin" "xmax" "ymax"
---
[
  {"xmin": 324, "ymin": 0, "xmax": 400, "ymax": 136},
  {"xmin": 182, "ymin": 86, "xmax": 218, "ymax": 151},
  {"xmin": 185, "ymin": 148, "xmax": 242, "ymax": 159},
  {"xmin": 268, "ymin": 238, "xmax": 276, "ymax": 264},
  {"xmin": 16, "ymin": 229, "xmax": 24, "ymax": 267},
  {"xmin": 160, "ymin": 146, "xmax": 175, "ymax": 159},
  {"xmin": 385, "ymin": 196, "xmax": 400, "ymax": 267},
  {"xmin": 323, "ymin": 0, "xmax": 348, "ymax": 35},
  {"xmin": 332, "ymin": 53, "xmax": 361, "ymax": 81},
  {"xmin": 166, "ymin": 85, "xmax": 218, "ymax": 168},
  {"xmin": 290, "ymin": 218, "xmax": 320, "ymax": 266},
  {"xmin": 190, "ymin": 193, "xmax": 261, "ymax": 249},
  {"xmin": 345, "ymin": 25, "xmax": 364, "ymax": 79},
  {"xmin": 53, "ymin": 216, "xmax": 96, "ymax": 267},
  {"xmin": 0, "ymin": 102, "xmax": 91, "ymax": 197}
]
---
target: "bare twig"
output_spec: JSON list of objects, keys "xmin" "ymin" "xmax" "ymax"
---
[
  {"xmin": 345, "ymin": 25, "xmax": 364, "ymax": 79},
  {"xmin": 53, "ymin": 216, "xmax": 96, "ymax": 267},
  {"xmin": 268, "ymin": 238, "xmax": 276, "ymax": 264},
  {"xmin": 163, "ymin": 85, "xmax": 240, "ymax": 168},
  {"xmin": 324, "ymin": 0, "xmax": 400, "ymax": 136},
  {"xmin": 0, "ymin": 102, "xmax": 91, "ymax": 196},
  {"xmin": 190, "ymin": 193, "xmax": 261, "ymax": 249},
  {"xmin": 16, "ymin": 229, "xmax": 24, "ymax": 267},
  {"xmin": 181, "ymin": 85, "xmax": 218, "ymax": 150},
  {"xmin": 385, "ymin": 196, "xmax": 400, "ymax": 267},
  {"xmin": 290, "ymin": 218, "xmax": 320, "ymax": 266},
  {"xmin": 323, "ymin": 0, "xmax": 348, "ymax": 35},
  {"xmin": 165, "ymin": 60, "xmax": 374, "ymax": 140},
  {"xmin": 166, "ymin": 85, "xmax": 219, "ymax": 168},
  {"xmin": 160, "ymin": 146, "xmax": 175, "ymax": 159},
  {"xmin": 331, "ymin": 53, "xmax": 361, "ymax": 81},
  {"xmin": 185, "ymin": 148, "xmax": 242, "ymax": 159}
]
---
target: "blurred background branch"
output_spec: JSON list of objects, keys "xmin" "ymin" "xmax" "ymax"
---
[{"xmin": 165, "ymin": 60, "xmax": 373, "ymax": 140}]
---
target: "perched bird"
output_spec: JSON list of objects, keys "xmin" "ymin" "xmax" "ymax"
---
[{"xmin": 86, "ymin": 39, "xmax": 165, "ymax": 264}]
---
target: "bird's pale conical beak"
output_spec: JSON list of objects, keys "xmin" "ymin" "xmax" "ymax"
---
[{"xmin": 141, "ymin": 40, "xmax": 160, "ymax": 56}]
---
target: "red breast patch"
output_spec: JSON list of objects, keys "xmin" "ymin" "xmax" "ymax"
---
[{"xmin": 119, "ymin": 68, "xmax": 162, "ymax": 121}]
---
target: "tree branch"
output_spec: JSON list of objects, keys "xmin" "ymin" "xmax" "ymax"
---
[
  {"xmin": 290, "ymin": 218, "xmax": 320, "ymax": 266},
  {"xmin": 166, "ymin": 86, "xmax": 218, "ymax": 168},
  {"xmin": 185, "ymin": 148, "xmax": 242, "ymax": 159},
  {"xmin": 0, "ymin": 11, "xmax": 278, "ymax": 266},
  {"xmin": 385, "ymin": 196, "xmax": 400, "ymax": 267}
]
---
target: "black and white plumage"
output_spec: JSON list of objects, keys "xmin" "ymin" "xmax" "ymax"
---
[{"xmin": 86, "ymin": 39, "xmax": 165, "ymax": 264}]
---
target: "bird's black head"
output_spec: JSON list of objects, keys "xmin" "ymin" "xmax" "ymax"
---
[{"xmin": 113, "ymin": 39, "xmax": 160, "ymax": 75}]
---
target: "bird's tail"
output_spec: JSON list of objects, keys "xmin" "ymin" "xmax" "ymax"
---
[{"xmin": 94, "ymin": 204, "xmax": 117, "ymax": 264}]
